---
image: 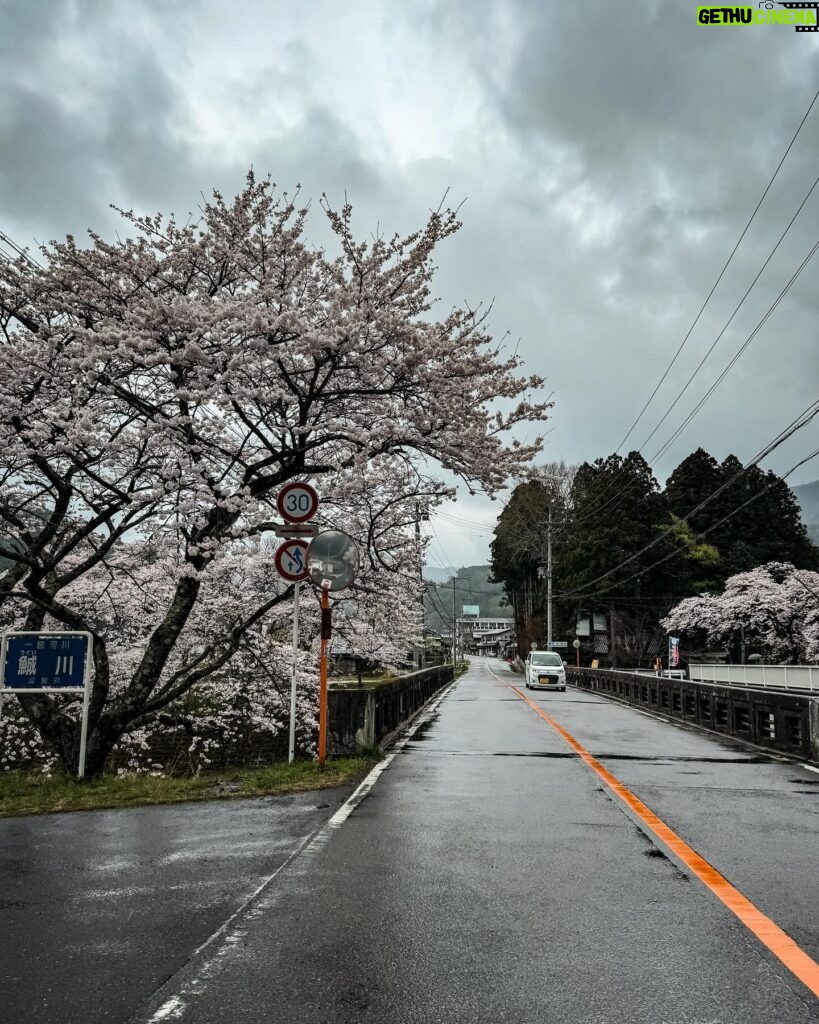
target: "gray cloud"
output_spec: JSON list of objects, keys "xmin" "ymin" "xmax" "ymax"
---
[{"xmin": 1, "ymin": 0, "xmax": 817, "ymax": 567}]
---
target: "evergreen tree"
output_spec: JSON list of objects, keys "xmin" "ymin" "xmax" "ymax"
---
[
  {"xmin": 557, "ymin": 451, "xmax": 680, "ymax": 601},
  {"xmin": 665, "ymin": 450, "xmax": 819, "ymax": 584},
  {"xmin": 554, "ymin": 452, "xmax": 692, "ymax": 665},
  {"xmin": 664, "ymin": 448, "xmax": 725, "ymax": 536},
  {"xmin": 491, "ymin": 464, "xmax": 574, "ymax": 655}
]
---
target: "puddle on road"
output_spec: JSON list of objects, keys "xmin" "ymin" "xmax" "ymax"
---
[
  {"xmin": 600, "ymin": 753, "xmax": 776, "ymax": 764},
  {"xmin": 409, "ymin": 714, "xmax": 440, "ymax": 741}
]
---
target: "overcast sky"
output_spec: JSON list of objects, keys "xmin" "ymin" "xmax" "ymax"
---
[{"xmin": 1, "ymin": 0, "xmax": 817, "ymax": 571}]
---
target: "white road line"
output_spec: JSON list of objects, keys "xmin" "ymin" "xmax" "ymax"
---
[
  {"xmin": 801, "ymin": 763, "xmax": 819, "ymax": 775},
  {"xmin": 141, "ymin": 677, "xmax": 458, "ymax": 1023},
  {"xmin": 328, "ymin": 681, "xmax": 454, "ymax": 826}
]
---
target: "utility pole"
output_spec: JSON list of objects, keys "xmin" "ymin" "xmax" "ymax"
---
[
  {"xmin": 415, "ymin": 503, "xmax": 424, "ymax": 670},
  {"xmin": 609, "ymin": 600, "xmax": 617, "ymax": 669},
  {"xmin": 546, "ymin": 502, "xmax": 553, "ymax": 650},
  {"xmin": 452, "ymin": 574, "xmax": 458, "ymax": 666}
]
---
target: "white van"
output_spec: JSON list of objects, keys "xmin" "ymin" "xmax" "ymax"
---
[{"xmin": 525, "ymin": 650, "xmax": 567, "ymax": 691}]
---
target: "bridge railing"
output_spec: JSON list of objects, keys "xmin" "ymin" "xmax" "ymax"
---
[
  {"xmin": 689, "ymin": 663, "xmax": 819, "ymax": 692},
  {"xmin": 567, "ymin": 666, "xmax": 819, "ymax": 763}
]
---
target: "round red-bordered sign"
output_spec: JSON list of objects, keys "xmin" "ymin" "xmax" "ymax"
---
[
  {"xmin": 274, "ymin": 539, "xmax": 310, "ymax": 582},
  {"xmin": 276, "ymin": 482, "xmax": 319, "ymax": 524}
]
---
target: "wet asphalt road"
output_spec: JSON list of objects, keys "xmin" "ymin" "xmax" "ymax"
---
[
  {"xmin": 6, "ymin": 657, "xmax": 819, "ymax": 1023},
  {"xmin": 0, "ymin": 786, "xmax": 359, "ymax": 1023},
  {"xmin": 130, "ymin": 657, "xmax": 819, "ymax": 1024}
]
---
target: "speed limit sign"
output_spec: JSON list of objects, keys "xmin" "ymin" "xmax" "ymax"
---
[
  {"xmin": 275, "ymin": 540, "xmax": 310, "ymax": 582},
  {"xmin": 277, "ymin": 482, "xmax": 319, "ymax": 524}
]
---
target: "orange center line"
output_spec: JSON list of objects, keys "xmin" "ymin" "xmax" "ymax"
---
[{"xmin": 484, "ymin": 662, "xmax": 819, "ymax": 1000}]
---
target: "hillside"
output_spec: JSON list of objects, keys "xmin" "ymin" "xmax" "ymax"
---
[
  {"xmin": 792, "ymin": 480, "xmax": 819, "ymax": 545},
  {"xmin": 423, "ymin": 564, "xmax": 510, "ymax": 633}
]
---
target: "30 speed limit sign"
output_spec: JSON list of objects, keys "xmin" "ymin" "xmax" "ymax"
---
[
  {"xmin": 277, "ymin": 482, "xmax": 319, "ymax": 524},
  {"xmin": 274, "ymin": 540, "xmax": 310, "ymax": 582}
]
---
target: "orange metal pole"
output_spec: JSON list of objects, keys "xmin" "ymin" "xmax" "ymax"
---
[{"xmin": 318, "ymin": 587, "xmax": 329, "ymax": 767}]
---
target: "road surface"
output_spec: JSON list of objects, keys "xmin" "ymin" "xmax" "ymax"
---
[
  {"xmin": 134, "ymin": 657, "xmax": 819, "ymax": 1023},
  {"xmin": 4, "ymin": 657, "xmax": 819, "ymax": 1023}
]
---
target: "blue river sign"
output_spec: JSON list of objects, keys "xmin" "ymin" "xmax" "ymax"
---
[
  {"xmin": 2, "ymin": 632, "xmax": 91, "ymax": 690},
  {"xmin": 0, "ymin": 631, "xmax": 94, "ymax": 778}
]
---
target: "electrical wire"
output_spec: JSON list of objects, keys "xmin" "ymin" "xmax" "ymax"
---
[
  {"xmin": 566, "ymin": 228, "xmax": 819, "ymax": 528},
  {"xmin": 615, "ymin": 85, "xmax": 819, "ymax": 453},
  {"xmin": 564, "ymin": 445, "xmax": 819, "ymax": 606},
  {"xmin": 648, "ymin": 233, "xmax": 819, "ymax": 463},
  {"xmin": 555, "ymin": 399, "xmax": 819, "ymax": 598},
  {"xmin": 564, "ymin": 87, "xmax": 819, "ymax": 523},
  {"xmin": 642, "ymin": 180, "xmax": 819, "ymax": 457}
]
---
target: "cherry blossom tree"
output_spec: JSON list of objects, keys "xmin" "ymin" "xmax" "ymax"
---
[
  {"xmin": 0, "ymin": 173, "xmax": 550, "ymax": 774},
  {"xmin": 661, "ymin": 562, "xmax": 819, "ymax": 663}
]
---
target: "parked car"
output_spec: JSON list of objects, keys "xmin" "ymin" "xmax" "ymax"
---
[{"xmin": 525, "ymin": 650, "xmax": 567, "ymax": 691}]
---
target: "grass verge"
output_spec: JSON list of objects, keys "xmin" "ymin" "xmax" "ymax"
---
[{"xmin": 0, "ymin": 755, "xmax": 380, "ymax": 819}]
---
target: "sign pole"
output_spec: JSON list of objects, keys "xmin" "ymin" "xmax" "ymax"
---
[
  {"xmin": 0, "ymin": 632, "xmax": 7, "ymax": 727},
  {"xmin": 304, "ymin": 532, "xmax": 358, "ymax": 767},
  {"xmin": 77, "ymin": 659, "xmax": 91, "ymax": 778},
  {"xmin": 77, "ymin": 640, "xmax": 93, "ymax": 780},
  {"xmin": 288, "ymin": 581, "xmax": 301, "ymax": 763},
  {"xmin": 318, "ymin": 585, "xmax": 330, "ymax": 767}
]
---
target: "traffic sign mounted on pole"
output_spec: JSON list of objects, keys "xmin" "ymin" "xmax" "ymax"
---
[
  {"xmin": 2, "ymin": 633, "xmax": 91, "ymax": 689},
  {"xmin": 274, "ymin": 481, "xmax": 319, "ymax": 767},
  {"xmin": 275, "ymin": 540, "xmax": 310, "ymax": 582},
  {"xmin": 277, "ymin": 482, "xmax": 319, "ymax": 524},
  {"xmin": 273, "ymin": 522, "xmax": 319, "ymax": 539}
]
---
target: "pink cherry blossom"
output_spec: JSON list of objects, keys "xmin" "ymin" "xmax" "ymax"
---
[{"xmin": 0, "ymin": 173, "xmax": 551, "ymax": 774}]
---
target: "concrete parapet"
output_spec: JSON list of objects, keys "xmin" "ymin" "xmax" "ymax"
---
[{"xmin": 328, "ymin": 665, "xmax": 454, "ymax": 754}]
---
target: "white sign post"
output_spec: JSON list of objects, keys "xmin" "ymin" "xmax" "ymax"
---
[
  {"xmin": 275, "ymin": 483, "xmax": 319, "ymax": 764},
  {"xmin": 0, "ymin": 631, "xmax": 94, "ymax": 779}
]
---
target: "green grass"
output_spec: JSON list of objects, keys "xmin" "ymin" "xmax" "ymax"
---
[{"xmin": 0, "ymin": 756, "xmax": 380, "ymax": 819}]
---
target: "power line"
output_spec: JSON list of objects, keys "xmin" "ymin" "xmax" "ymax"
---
[
  {"xmin": 642, "ymin": 175, "xmax": 819, "ymax": 457},
  {"xmin": 648, "ymin": 232, "xmax": 819, "ymax": 463},
  {"xmin": 568, "ymin": 226, "xmax": 819, "ymax": 528},
  {"xmin": 568, "ymin": 87, "xmax": 819, "ymax": 523},
  {"xmin": 565, "ymin": 446, "xmax": 819, "ymax": 607},
  {"xmin": 556, "ymin": 399, "xmax": 819, "ymax": 598},
  {"xmin": 615, "ymin": 85, "xmax": 819, "ymax": 454},
  {"xmin": 424, "ymin": 583, "xmax": 454, "ymax": 628},
  {"xmin": 431, "ymin": 510, "xmax": 495, "ymax": 534}
]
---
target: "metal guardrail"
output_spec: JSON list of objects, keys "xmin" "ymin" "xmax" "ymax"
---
[
  {"xmin": 567, "ymin": 666, "xmax": 819, "ymax": 762},
  {"xmin": 689, "ymin": 663, "xmax": 819, "ymax": 692}
]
